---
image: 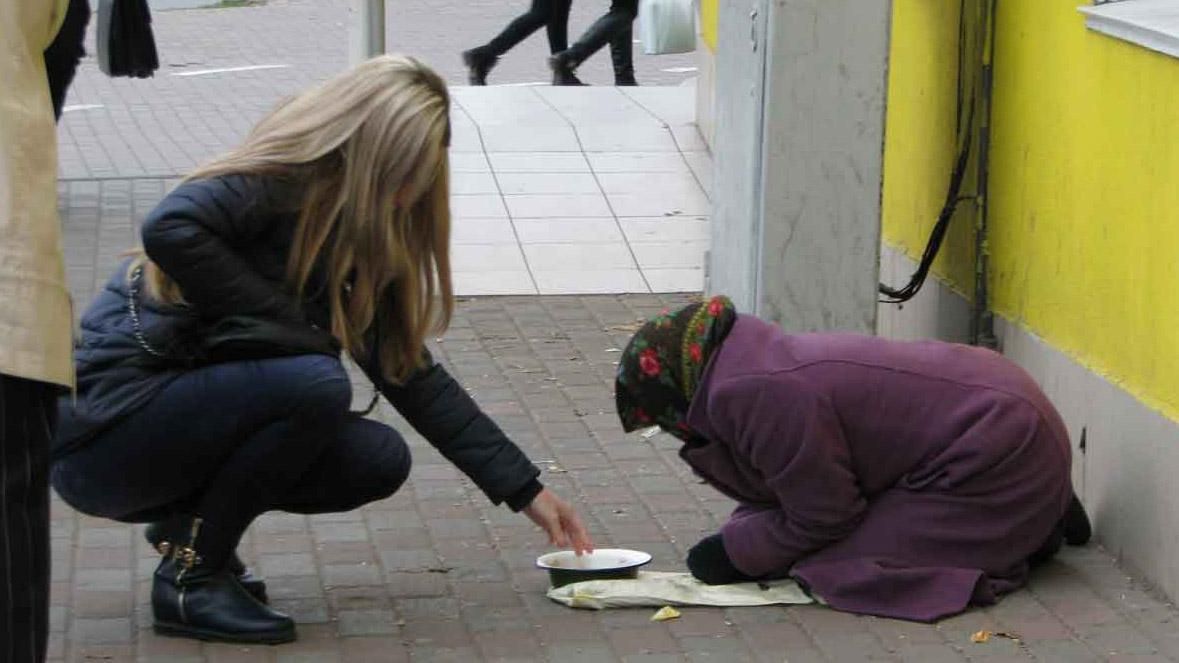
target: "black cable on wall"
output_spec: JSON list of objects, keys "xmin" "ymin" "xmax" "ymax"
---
[{"xmin": 878, "ymin": 0, "xmax": 991, "ymax": 306}]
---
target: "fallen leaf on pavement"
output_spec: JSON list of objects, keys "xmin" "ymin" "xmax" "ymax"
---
[
  {"xmin": 651, "ymin": 606, "xmax": 681, "ymax": 622},
  {"xmin": 971, "ymin": 630, "xmax": 1020, "ymax": 644}
]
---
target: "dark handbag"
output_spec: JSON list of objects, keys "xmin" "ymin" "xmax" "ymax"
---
[
  {"xmin": 96, "ymin": 0, "xmax": 160, "ymax": 78},
  {"xmin": 127, "ymin": 265, "xmax": 340, "ymax": 366}
]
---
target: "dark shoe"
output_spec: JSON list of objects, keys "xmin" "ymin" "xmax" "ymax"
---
[
  {"xmin": 548, "ymin": 54, "xmax": 586, "ymax": 86},
  {"xmin": 151, "ymin": 519, "xmax": 294, "ymax": 644},
  {"xmin": 462, "ymin": 48, "xmax": 498, "ymax": 86},
  {"xmin": 609, "ymin": 30, "xmax": 637, "ymax": 86},
  {"xmin": 1028, "ymin": 522, "xmax": 1064, "ymax": 567},
  {"xmin": 1030, "ymin": 494, "xmax": 1092, "ymax": 567},
  {"xmin": 146, "ymin": 518, "xmax": 269, "ymax": 604},
  {"xmin": 1063, "ymin": 494, "xmax": 1092, "ymax": 546}
]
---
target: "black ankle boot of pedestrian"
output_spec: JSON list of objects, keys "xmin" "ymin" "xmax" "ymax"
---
[
  {"xmin": 548, "ymin": 54, "xmax": 586, "ymax": 86},
  {"xmin": 610, "ymin": 40, "xmax": 638, "ymax": 86},
  {"xmin": 462, "ymin": 48, "xmax": 498, "ymax": 86},
  {"xmin": 146, "ymin": 519, "xmax": 268, "ymax": 604},
  {"xmin": 150, "ymin": 519, "xmax": 294, "ymax": 644}
]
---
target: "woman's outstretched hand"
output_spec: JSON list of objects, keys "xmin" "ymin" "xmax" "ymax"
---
[{"xmin": 523, "ymin": 488, "xmax": 594, "ymax": 555}]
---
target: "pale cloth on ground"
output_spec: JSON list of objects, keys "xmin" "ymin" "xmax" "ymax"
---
[{"xmin": 546, "ymin": 571, "xmax": 814, "ymax": 609}]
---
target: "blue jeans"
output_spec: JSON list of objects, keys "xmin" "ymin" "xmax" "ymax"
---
[{"xmin": 52, "ymin": 356, "xmax": 410, "ymax": 567}]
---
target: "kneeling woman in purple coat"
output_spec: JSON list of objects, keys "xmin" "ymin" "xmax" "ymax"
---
[{"xmin": 614, "ymin": 296, "xmax": 1091, "ymax": 622}]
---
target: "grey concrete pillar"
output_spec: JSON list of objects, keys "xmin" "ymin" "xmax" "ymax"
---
[
  {"xmin": 349, "ymin": 0, "xmax": 386, "ymax": 65},
  {"xmin": 708, "ymin": 0, "xmax": 890, "ymax": 334}
]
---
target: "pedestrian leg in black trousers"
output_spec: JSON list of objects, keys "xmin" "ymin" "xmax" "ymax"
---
[
  {"xmin": 550, "ymin": 0, "xmax": 639, "ymax": 86},
  {"xmin": 0, "ymin": 376, "xmax": 58, "ymax": 663},
  {"xmin": 463, "ymin": 0, "xmax": 576, "ymax": 85}
]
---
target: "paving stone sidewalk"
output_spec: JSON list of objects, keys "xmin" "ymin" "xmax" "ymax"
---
[{"xmin": 49, "ymin": 190, "xmax": 1179, "ymax": 662}]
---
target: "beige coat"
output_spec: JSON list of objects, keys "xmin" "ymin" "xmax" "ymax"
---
[{"xmin": 0, "ymin": 0, "xmax": 74, "ymax": 388}]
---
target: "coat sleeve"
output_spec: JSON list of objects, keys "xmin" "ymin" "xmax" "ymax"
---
[
  {"xmin": 140, "ymin": 175, "xmax": 304, "ymax": 322},
  {"xmin": 704, "ymin": 375, "xmax": 866, "ymax": 578},
  {"xmin": 358, "ymin": 349, "xmax": 543, "ymax": 510}
]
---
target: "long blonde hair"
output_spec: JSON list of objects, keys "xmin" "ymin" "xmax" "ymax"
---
[{"xmin": 139, "ymin": 54, "xmax": 453, "ymax": 382}]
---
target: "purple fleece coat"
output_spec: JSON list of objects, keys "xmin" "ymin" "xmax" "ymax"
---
[{"xmin": 682, "ymin": 315, "xmax": 1073, "ymax": 622}]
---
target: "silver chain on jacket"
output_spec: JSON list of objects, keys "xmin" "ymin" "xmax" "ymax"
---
[{"xmin": 127, "ymin": 265, "xmax": 167, "ymax": 357}]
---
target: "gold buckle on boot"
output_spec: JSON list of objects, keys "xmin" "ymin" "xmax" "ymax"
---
[
  {"xmin": 177, "ymin": 517, "xmax": 204, "ymax": 570},
  {"xmin": 176, "ymin": 545, "xmax": 202, "ymax": 570}
]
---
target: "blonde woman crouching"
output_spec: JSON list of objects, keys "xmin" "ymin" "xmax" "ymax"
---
[{"xmin": 50, "ymin": 55, "xmax": 593, "ymax": 644}]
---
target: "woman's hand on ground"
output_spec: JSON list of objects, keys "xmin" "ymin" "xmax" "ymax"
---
[{"xmin": 523, "ymin": 488, "xmax": 594, "ymax": 555}]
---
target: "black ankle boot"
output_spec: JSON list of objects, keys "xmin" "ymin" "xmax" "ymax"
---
[
  {"xmin": 548, "ymin": 54, "xmax": 586, "ymax": 86},
  {"xmin": 152, "ymin": 518, "xmax": 295, "ymax": 644},
  {"xmin": 146, "ymin": 518, "xmax": 268, "ymax": 604},
  {"xmin": 614, "ymin": 72, "xmax": 639, "ymax": 86},
  {"xmin": 1028, "ymin": 521, "xmax": 1064, "ymax": 567},
  {"xmin": 462, "ymin": 48, "xmax": 498, "ymax": 86},
  {"xmin": 610, "ymin": 33, "xmax": 638, "ymax": 86}
]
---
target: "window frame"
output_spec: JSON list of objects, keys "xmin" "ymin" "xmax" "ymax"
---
[{"xmin": 1079, "ymin": 0, "xmax": 1179, "ymax": 59}]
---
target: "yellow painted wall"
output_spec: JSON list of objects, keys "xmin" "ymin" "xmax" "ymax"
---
[
  {"xmin": 882, "ymin": 0, "xmax": 1179, "ymax": 417},
  {"xmin": 701, "ymin": 0, "xmax": 718, "ymax": 51}
]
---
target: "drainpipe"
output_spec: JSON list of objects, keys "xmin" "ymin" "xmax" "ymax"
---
[{"xmin": 971, "ymin": 0, "xmax": 999, "ymax": 349}]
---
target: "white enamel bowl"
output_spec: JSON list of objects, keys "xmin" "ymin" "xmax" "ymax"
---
[{"xmin": 536, "ymin": 548, "xmax": 652, "ymax": 588}]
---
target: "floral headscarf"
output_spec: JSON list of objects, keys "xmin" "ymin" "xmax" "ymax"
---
[{"xmin": 614, "ymin": 296, "xmax": 738, "ymax": 443}]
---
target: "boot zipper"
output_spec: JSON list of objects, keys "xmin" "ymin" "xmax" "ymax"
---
[{"xmin": 174, "ymin": 517, "xmax": 203, "ymax": 625}]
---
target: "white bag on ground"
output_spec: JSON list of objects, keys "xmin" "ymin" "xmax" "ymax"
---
[
  {"xmin": 546, "ymin": 571, "xmax": 814, "ymax": 609},
  {"xmin": 639, "ymin": 0, "xmax": 697, "ymax": 55}
]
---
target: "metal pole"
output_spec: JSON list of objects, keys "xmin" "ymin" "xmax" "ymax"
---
[{"xmin": 349, "ymin": 0, "xmax": 386, "ymax": 66}]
